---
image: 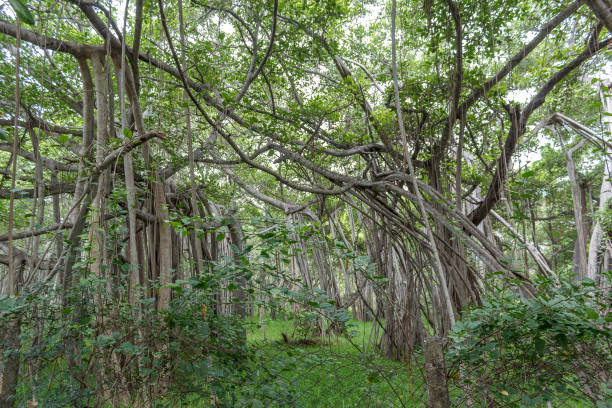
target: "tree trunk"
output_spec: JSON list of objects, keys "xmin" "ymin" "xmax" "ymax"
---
[
  {"xmin": 155, "ymin": 181, "xmax": 173, "ymax": 311},
  {"xmin": 587, "ymin": 82, "xmax": 612, "ymax": 281},
  {"xmin": 557, "ymin": 127, "xmax": 588, "ymax": 279},
  {"xmin": 63, "ymin": 57, "xmax": 94, "ymax": 304},
  {"xmin": 424, "ymin": 337, "xmax": 451, "ymax": 408},
  {"xmin": 227, "ymin": 214, "xmax": 248, "ymax": 318},
  {"xmin": 116, "ymin": 50, "xmax": 141, "ymax": 306},
  {"xmin": 89, "ymin": 53, "xmax": 109, "ymax": 300},
  {"xmin": 0, "ymin": 317, "xmax": 21, "ymax": 408}
]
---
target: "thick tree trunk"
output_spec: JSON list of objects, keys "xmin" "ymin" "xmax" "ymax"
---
[
  {"xmin": 26, "ymin": 128, "xmax": 45, "ymax": 277},
  {"xmin": 51, "ymin": 171, "xmax": 63, "ymax": 288}
]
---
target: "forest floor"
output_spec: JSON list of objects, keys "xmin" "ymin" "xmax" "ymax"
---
[
  {"xmin": 176, "ymin": 318, "xmax": 594, "ymax": 408},
  {"xmin": 242, "ymin": 318, "xmax": 424, "ymax": 408}
]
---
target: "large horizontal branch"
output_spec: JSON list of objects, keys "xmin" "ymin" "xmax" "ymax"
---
[
  {"xmin": 0, "ymin": 116, "xmax": 82, "ymax": 136},
  {"xmin": 0, "ymin": 19, "xmax": 103, "ymax": 57},
  {"xmin": 0, "ymin": 208, "xmax": 162, "ymax": 242},
  {"xmin": 0, "ymin": 242, "xmax": 27, "ymax": 267},
  {"xmin": 0, "ymin": 182, "xmax": 75, "ymax": 199},
  {"xmin": 162, "ymin": 141, "xmax": 388, "ymax": 180},
  {"xmin": 0, "ymin": 242, "xmax": 55, "ymax": 269},
  {"xmin": 0, "ymin": 133, "xmax": 160, "ymax": 199},
  {"xmin": 0, "ymin": 143, "xmax": 78, "ymax": 172},
  {"xmin": 0, "ymin": 213, "xmax": 114, "ymax": 242}
]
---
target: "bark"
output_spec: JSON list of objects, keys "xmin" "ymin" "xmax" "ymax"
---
[
  {"xmin": 27, "ymin": 129, "xmax": 45, "ymax": 276},
  {"xmin": 0, "ymin": 318, "xmax": 22, "ymax": 408},
  {"xmin": 89, "ymin": 53, "xmax": 109, "ymax": 291},
  {"xmin": 51, "ymin": 171, "xmax": 63, "ymax": 285},
  {"xmin": 556, "ymin": 128, "xmax": 589, "ymax": 278},
  {"xmin": 227, "ymin": 214, "xmax": 248, "ymax": 318},
  {"xmin": 72, "ymin": 58, "xmax": 95, "ymax": 223},
  {"xmin": 586, "ymin": 0, "xmax": 612, "ymax": 33},
  {"xmin": 179, "ymin": 0, "xmax": 203, "ymax": 276},
  {"xmin": 424, "ymin": 337, "xmax": 450, "ymax": 408},
  {"xmin": 155, "ymin": 181, "xmax": 173, "ymax": 311},
  {"xmin": 131, "ymin": 0, "xmax": 144, "ymax": 91},
  {"xmin": 587, "ymin": 82, "xmax": 612, "ymax": 281},
  {"xmin": 117, "ymin": 22, "xmax": 141, "ymax": 307}
]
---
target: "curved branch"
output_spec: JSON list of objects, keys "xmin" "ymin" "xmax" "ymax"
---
[
  {"xmin": 458, "ymin": 0, "xmax": 584, "ymax": 116},
  {"xmin": 468, "ymin": 35, "xmax": 612, "ymax": 226}
]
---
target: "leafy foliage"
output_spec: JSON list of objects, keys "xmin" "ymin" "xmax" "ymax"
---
[{"xmin": 448, "ymin": 273, "xmax": 612, "ymax": 407}]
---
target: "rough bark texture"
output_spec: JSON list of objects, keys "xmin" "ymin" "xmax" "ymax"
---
[{"xmin": 424, "ymin": 337, "xmax": 450, "ymax": 408}]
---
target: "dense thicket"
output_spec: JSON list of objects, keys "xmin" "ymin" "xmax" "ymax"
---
[{"xmin": 0, "ymin": 0, "xmax": 610, "ymax": 406}]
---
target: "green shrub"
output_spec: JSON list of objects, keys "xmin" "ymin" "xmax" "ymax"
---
[{"xmin": 447, "ymin": 273, "xmax": 612, "ymax": 407}]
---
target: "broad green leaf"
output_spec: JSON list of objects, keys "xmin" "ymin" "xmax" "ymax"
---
[{"xmin": 8, "ymin": 0, "xmax": 35, "ymax": 25}]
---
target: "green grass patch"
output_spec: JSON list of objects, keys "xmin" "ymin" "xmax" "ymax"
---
[{"xmin": 242, "ymin": 317, "xmax": 426, "ymax": 408}]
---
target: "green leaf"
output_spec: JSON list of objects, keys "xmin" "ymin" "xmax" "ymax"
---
[
  {"xmin": 521, "ymin": 170, "xmax": 535, "ymax": 178},
  {"xmin": 534, "ymin": 337, "xmax": 545, "ymax": 353},
  {"xmin": 9, "ymin": 0, "xmax": 35, "ymax": 25},
  {"xmin": 117, "ymin": 341, "xmax": 141, "ymax": 356},
  {"xmin": 251, "ymin": 399, "xmax": 264, "ymax": 408},
  {"xmin": 585, "ymin": 308, "xmax": 599, "ymax": 320},
  {"xmin": 57, "ymin": 134, "xmax": 69, "ymax": 144},
  {"xmin": 96, "ymin": 334, "xmax": 116, "ymax": 347},
  {"xmin": 216, "ymin": 233, "xmax": 225, "ymax": 242}
]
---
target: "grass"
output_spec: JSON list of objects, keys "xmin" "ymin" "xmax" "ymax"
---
[{"xmin": 241, "ymin": 316, "xmax": 426, "ymax": 408}]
